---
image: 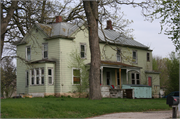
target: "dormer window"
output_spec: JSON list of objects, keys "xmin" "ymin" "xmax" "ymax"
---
[{"xmin": 42, "ymin": 43, "xmax": 48, "ymax": 59}]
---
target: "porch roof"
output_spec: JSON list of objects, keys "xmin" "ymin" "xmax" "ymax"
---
[{"xmin": 101, "ymin": 61, "xmax": 142, "ymax": 69}]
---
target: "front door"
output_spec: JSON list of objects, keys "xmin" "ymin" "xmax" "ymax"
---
[
  {"xmin": 148, "ymin": 77, "xmax": 152, "ymax": 86},
  {"xmin": 106, "ymin": 71, "xmax": 111, "ymax": 85}
]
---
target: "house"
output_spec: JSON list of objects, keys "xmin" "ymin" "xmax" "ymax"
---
[{"xmin": 16, "ymin": 16, "xmax": 160, "ymax": 98}]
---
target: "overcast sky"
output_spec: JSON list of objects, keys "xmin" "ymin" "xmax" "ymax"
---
[{"xmin": 120, "ymin": 5, "xmax": 175, "ymax": 58}]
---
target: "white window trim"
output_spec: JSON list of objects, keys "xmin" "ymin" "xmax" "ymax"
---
[
  {"xmin": 41, "ymin": 68, "xmax": 44, "ymax": 85},
  {"xmin": 48, "ymin": 68, "xmax": 54, "ymax": 85},
  {"xmin": 36, "ymin": 68, "xmax": 40, "ymax": 85},
  {"xmin": 80, "ymin": 43, "xmax": 87, "ymax": 59},
  {"xmin": 30, "ymin": 68, "xmax": 45, "ymax": 86},
  {"xmin": 132, "ymin": 50, "xmax": 138, "ymax": 64},
  {"xmin": 42, "ymin": 43, "xmax": 48, "ymax": 59},
  {"xmin": 72, "ymin": 68, "xmax": 81, "ymax": 85},
  {"xmin": 26, "ymin": 46, "xmax": 31, "ymax": 61},
  {"xmin": 131, "ymin": 72, "xmax": 140, "ymax": 85},
  {"xmin": 116, "ymin": 49, "xmax": 121, "ymax": 62}
]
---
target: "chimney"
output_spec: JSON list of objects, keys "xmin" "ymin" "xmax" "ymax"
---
[
  {"xmin": 105, "ymin": 20, "xmax": 113, "ymax": 30},
  {"xmin": 56, "ymin": 16, "xmax": 62, "ymax": 23}
]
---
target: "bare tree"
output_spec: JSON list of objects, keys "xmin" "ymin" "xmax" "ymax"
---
[{"xmin": 1, "ymin": 57, "xmax": 16, "ymax": 98}]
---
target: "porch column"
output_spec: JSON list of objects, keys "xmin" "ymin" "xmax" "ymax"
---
[
  {"xmin": 119, "ymin": 68, "xmax": 121, "ymax": 89},
  {"xmin": 126, "ymin": 69, "xmax": 129, "ymax": 84},
  {"xmin": 115, "ymin": 69, "xmax": 117, "ymax": 86},
  {"xmin": 100, "ymin": 66, "xmax": 103, "ymax": 85}
]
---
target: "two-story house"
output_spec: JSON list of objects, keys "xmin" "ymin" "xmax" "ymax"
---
[{"xmin": 16, "ymin": 16, "xmax": 160, "ymax": 98}]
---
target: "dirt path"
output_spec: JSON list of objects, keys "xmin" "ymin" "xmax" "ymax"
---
[{"xmin": 87, "ymin": 110, "xmax": 180, "ymax": 119}]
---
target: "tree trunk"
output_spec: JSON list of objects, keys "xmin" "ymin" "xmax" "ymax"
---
[
  {"xmin": 83, "ymin": 1, "xmax": 101, "ymax": 100},
  {"xmin": 1, "ymin": 1, "xmax": 18, "ymax": 58}
]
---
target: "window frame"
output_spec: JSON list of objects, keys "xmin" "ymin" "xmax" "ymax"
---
[
  {"xmin": 80, "ymin": 43, "xmax": 86, "ymax": 59},
  {"xmin": 132, "ymin": 50, "xmax": 138, "ymax": 64},
  {"xmin": 131, "ymin": 72, "xmax": 140, "ymax": 85},
  {"xmin": 26, "ymin": 71, "xmax": 29, "ymax": 87},
  {"xmin": 147, "ymin": 52, "xmax": 150, "ymax": 62},
  {"xmin": 48, "ymin": 68, "xmax": 53, "ymax": 85},
  {"xmin": 42, "ymin": 43, "xmax": 48, "ymax": 59},
  {"xmin": 41, "ymin": 68, "xmax": 44, "ymax": 85},
  {"xmin": 31, "ymin": 69, "xmax": 35, "ymax": 85},
  {"xmin": 26, "ymin": 46, "xmax": 31, "ymax": 61},
  {"xmin": 116, "ymin": 49, "xmax": 121, "ymax": 62},
  {"xmin": 72, "ymin": 68, "xmax": 81, "ymax": 85}
]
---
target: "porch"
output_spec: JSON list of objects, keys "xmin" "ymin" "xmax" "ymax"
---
[{"xmin": 100, "ymin": 61, "xmax": 142, "ymax": 98}]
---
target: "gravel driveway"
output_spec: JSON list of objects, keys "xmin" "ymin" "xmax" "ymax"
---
[{"xmin": 87, "ymin": 110, "xmax": 180, "ymax": 119}]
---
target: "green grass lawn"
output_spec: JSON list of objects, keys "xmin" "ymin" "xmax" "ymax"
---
[{"xmin": 1, "ymin": 97, "xmax": 171, "ymax": 118}]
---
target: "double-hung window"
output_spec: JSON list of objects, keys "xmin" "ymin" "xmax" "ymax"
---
[
  {"xmin": 117, "ymin": 49, "xmax": 121, "ymax": 62},
  {"xmin": 80, "ymin": 43, "xmax": 86, "ymax": 59},
  {"xmin": 48, "ymin": 68, "xmax": 53, "ymax": 85},
  {"xmin": 36, "ymin": 68, "xmax": 40, "ymax": 84},
  {"xmin": 26, "ymin": 71, "xmax": 29, "ymax": 86},
  {"xmin": 42, "ymin": 43, "xmax": 48, "ymax": 59},
  {"xmin": 72, "ymin": 69, "xmax": 81, "ymax": 84},
  {"xmin": 131, "ymin": 72, "xmax": 140, "ymax": 85},
  {"xmin": 147, "ymin": 52, "xmax": 150, "ymax": 62},
  {"xmin": 31, "ymin": 69, "xmax": 34, "ymax": 85},
  {"xmin": 41, "ymin": 68, "xmax": 44, "ymax": 84},
  {"xmin": 132, "ymin": 50, "xmax": 137, "ymax": 63},
  {"xmin": 26, "ymin": 46, "xmax": 31, "ymax": 61}
]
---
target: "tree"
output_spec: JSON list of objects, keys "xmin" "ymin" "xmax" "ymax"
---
[
  {"xmin": 1, "ymin": 1, "xmax": 18, "ymax": 58},
  {"xmin": 83, "ymin": 1, "xmax": 101, "ymax": 100},
  {"xmin": 165, "ymin": 52, "xmax": 179, "ymax": 94},
  {"xmin": 152, "ymin": 56, "xmax": 169, "ymax": 88},
  {"xmin": 146, "ymin": 0, "xmax": 180, "ymax": 51},
  {"xmin": 1, "ymin": 57, "xmax": 16, "ymax": 98}
]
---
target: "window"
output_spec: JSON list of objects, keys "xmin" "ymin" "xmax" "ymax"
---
[
  {"xmin": 106, "ymin": 72, "xmax": 111, "ymax": 85},
  {"xmin": 36, "ymin": 69, "xmax": 40, "ymax": 84},
  {"xmin": 43, "ymin": 43, "xmax": 48, "ymax": 59},
  {"xmin": 131, "ymin": 72, "xmax": 140, "ymax": 85},
  {"xmin": 26, "ymin": 46, "xmax": 31, "ymax": 61},
  {"xmin": 73, "ymin": 69, "xmax": 80, "ymax": 84},
  {"xmin": 147, "ymin": 52, "xmax": 150, "ymax": 62},
  {"xmin": 117, "ymin": 49, "xmax": 121, "ymax": 62},
  {"xmin": 31, "ymin": 69, "xmax": 34, "ymax": 85},
  {"xmin": 80, "ymin": 44, "xmax": 86, "ymax": 58},
  {"xmin": 132, "ymin": 50, "xmax": 137, "ymax": 63},
  {"xmin": 48, "ymin": 68, "xmax": 53, "ymax": 84},
  {"xmin": 26, "ymin": 71, "xmax": 29, "ymax": 86},
  {"xmin": 41, "ymin": 68, "xmax": 44, "ymax": 84},
  {"xmin": 30, "ymin": 68, "xmax": 45, "ymax": 86}
]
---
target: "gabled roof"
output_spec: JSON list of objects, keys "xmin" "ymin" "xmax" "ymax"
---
[
  {"xmin": 36, "ymin": 21, "xmax": 84, "ymax": 37},
  {"xmin": 17, "ymin": 21, "xmax": 149, "ymax": 49},
  {"xmin": 98, "ymin": 29, "xmax": 148, "ymax": 49}
]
